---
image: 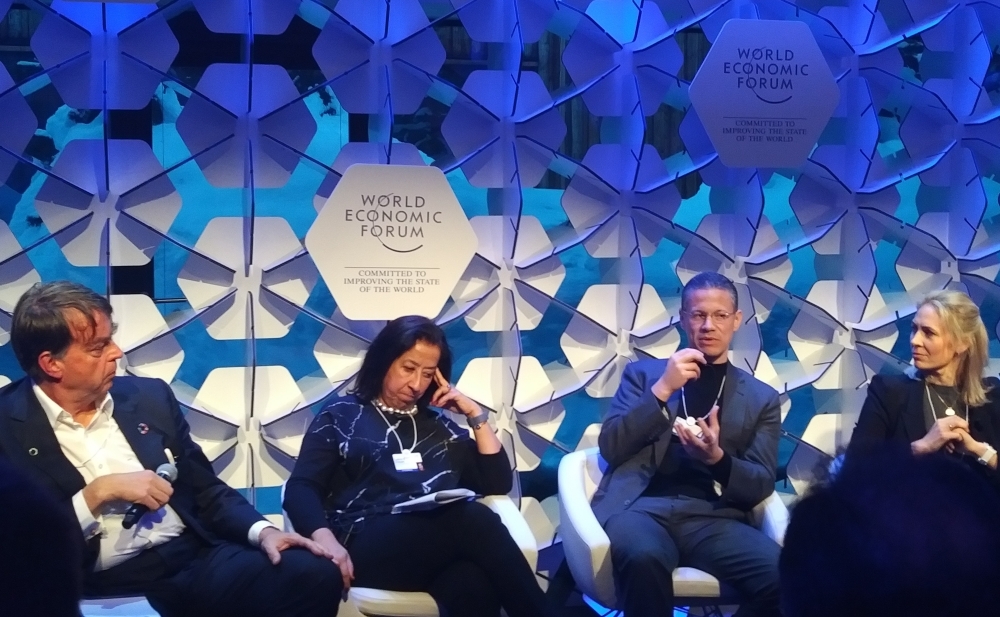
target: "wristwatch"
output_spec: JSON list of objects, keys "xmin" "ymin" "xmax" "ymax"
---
[
  {"xmin": 978, "ymin": 444, "xmax": 997, "ymax": 466},
  {"xmin": 468, "ymin": 411, "xmax": 491, "ymax": 430}
]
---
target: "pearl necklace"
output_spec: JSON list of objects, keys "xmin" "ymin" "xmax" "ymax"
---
[{"xmin": 373, "ymin": 397, "xmax": 418, "ymax": 416}]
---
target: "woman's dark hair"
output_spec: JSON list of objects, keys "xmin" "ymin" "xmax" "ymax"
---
[{"xmin": 351, "ymin": 315, "xmax": 452, "ymax": 407}]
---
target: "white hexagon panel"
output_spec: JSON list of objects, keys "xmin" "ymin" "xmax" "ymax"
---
[
  {"xmin": 110, "ymin": 295, "xmax": 184, "ymax": 384},
  {"xmin": 178, "ymin": 217, "xmax": 318, "ymax": 340},
  {"xmin": 452, "ymin": 215, "xmax": 565, "ymax": 331},
  {"xmin": 561, "ymin": 284, "xmax": 680, "ymax": 397},
  {"xmin": 188, "ymin": 366, "xmax": 306, "ymax": 489},
  {"xmin": 306, "ymin": 164, "xmax": 478, "ymax": 321},
  {"xmin": 688, "ymin": 19, "xmax": 839, "ymax": 168},
  {"xmin": 455, "ymin": 356, "xmax": 565, "ymax": 473},
  {"xmin": 34, "ymin": 140, "xmax": 181, "ymax": 266}
]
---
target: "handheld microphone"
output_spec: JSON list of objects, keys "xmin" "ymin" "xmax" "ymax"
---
[{"xmin": 122, "ymin": 462, "xmax": 178, "ymax": 530}]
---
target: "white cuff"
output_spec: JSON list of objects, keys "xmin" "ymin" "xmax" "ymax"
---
[
  {"xmin": 72, "ymin": 490, "xmax": 102, "ymax": 539},
  {"xmin": 248, "ymin": 520, "xmax": 278, "ymax": 547}
]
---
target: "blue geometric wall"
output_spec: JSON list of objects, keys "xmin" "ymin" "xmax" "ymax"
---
[{"xmin": 0, "ymin": 0, "xmax": 999, "ymax": 591}]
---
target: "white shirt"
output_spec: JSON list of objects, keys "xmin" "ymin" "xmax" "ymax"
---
[{"xmin": 33, "ymin": 384, "xmax": 274, "ymax": 571}]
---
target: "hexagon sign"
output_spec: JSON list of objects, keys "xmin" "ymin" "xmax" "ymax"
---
[
  {"xmin": 306, "ymin": 164, "xmax": 478, "ymax": 321},
  {"xmin": 689, "ymin": 19, "xmax": 839, "ymax": 169}
]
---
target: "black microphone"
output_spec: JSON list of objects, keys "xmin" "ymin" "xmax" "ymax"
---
[{"xmin": 122, "ymin": 462, "xmax": 178, "ymax": 530}]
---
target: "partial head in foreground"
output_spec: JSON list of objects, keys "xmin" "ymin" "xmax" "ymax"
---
[
  {"xmin": 351, "ymin": 315, "xmax": 453, "ymax": 409},
  {"xmin": 680, "ymin": 272, "xmax": 741, "ymax": 363},
  {"xmin": 911, "ymin": 289, "xmax": 989, "ymax": 405},
  {"xmin": 10, "ymin": 281, "xmax": 121, "ymax": 404},
  {"xmin": 780, "ymin": 446, "xmax": 1000, "ymax": 617}
]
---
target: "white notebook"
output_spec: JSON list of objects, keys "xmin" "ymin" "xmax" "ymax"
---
[{"xmin": 391, "ymin": 488, "xmax": 478, "ymax": 514}]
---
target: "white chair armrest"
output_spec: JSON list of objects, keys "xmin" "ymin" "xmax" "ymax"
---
[
  {"xmin": 479, "ymin": 495, "xmax": 538, "ymax": 571},
  {"xmin": 558, "ymin": 449, "xmax": 616, "ymax": 609},
  {"xmin": 749, "ymin": 491, "xmax": 789, "ymax": 546}
]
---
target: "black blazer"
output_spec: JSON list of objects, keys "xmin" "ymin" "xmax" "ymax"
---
[
  {"xmin": 849, "ymin": 373, "xmax": 1000, "ymax": 490},
  {"xmin": 0, "ymin": 376, "xmax": 267, "ymax": 571},
  {"xmin": 591, "ymin": 359, "xmax": 781, "ymax": 524}
]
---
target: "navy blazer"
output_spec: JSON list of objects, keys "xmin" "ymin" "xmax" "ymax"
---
[
  {"xmin": 591, "ymin": 359, "xmax": 781, "ymax": 524},
  {"xmin": 0, "ymin": 376, "xmax": 266, "ymax": 571},
  {"xmin": 848, "ymin": 373, "xmax": 1000, "ymax": 491}
]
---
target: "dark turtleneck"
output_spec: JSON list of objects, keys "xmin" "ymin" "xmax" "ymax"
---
[{"xmin": 643, "ymin": 361, "xmax": 734, "ymax": 501}]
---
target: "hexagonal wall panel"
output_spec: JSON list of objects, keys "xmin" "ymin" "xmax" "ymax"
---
[
  {"xmin": 689, "ymin": 19, "xmax": 839, "ymax": 168},
  {"xmin": 178, "ymin": 217, "xmax": 318, "ymax": 340},
  {"xmin": 34, "ymin": 140, "xmax": 181, "ymax": 267},
  {"xmin": 307, "ymin": 164, "xmax": 478, "ymax": 321}
]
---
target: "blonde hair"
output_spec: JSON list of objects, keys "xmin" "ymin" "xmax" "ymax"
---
[{"xmin": 916, "ymin": 290, "xmax": 991, "ymax": 407}]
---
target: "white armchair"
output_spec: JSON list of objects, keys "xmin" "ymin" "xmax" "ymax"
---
[
  {"xmin": 281, "ymin": 483, "xmax": 538, "ymax": 617},
  {"xmin": 558, "ymin": 447, "xmax": 788, "ymax": 611}
]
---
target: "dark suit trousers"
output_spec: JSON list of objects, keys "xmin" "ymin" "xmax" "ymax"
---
[
  {"xmin": 604, "ymin": 496, "xmax": 780, "ymax": 617},
  {"xmin": 83, "ymin": 531, "xmax": 342, "ymax": 617},
  {"xmin": 345, "ymin": 501, "xmax": 552, "ymax": 617}
]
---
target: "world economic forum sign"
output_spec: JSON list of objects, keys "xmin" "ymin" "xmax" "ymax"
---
[
  {"xmin": 306, "ymin": 164, "xmax": 478, "ymax": 321},
  {"xmin": 689, "ymin": 19, "xmax": 839, "ymax": 169}
]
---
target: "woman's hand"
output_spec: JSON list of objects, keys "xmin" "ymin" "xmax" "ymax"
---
[
  {"xmin": 913, "ymin": 416, "xmax": 969, "ymax": 455},
  {"xmin": 954, "ymin": 427, "xmax": 990, "ymax": 458},
  {"xmin": 311, "ymin": 528, "xmax": 354, "ymax": 595},
  {"xmin": 430, "ymin": 369, "xmax": 481, "ymax": 418}
]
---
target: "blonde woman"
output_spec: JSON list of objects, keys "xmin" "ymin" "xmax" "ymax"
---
[{"xmin": 849, "ymin": 290, "xmax": 1000, "ymax": 488}]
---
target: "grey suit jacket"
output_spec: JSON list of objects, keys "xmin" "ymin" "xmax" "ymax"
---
[{"xmin": 591, "ymin": 358, "xmax": 781, "ymax": 525}]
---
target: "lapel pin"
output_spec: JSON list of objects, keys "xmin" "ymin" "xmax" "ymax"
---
[
  {"xmin": 137, "ymin": 423, "xmax": 149, "ymax": 435},
  {"xmin": 28, "ymin": 447, "xmax": 38, "ymax": 456}
]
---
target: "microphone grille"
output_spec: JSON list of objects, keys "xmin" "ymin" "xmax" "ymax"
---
[{"xmin": 155, "ymin": 462, "xmax": 178, "ymax": 482}]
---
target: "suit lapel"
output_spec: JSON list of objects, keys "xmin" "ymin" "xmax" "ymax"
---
[
  {"xmin": 718, "ymin": 363, "xmax": 747, "ymax": 449},
  {"xmin": 111, "ymin": 381, "xmax": 167, "ymax": 472},
  {"xmin": 5, "ymin": 380, "xmax": 86, "ymax": 498},
  {"xmin": 901, "ymin": 378, "xmax": 927, "ymax": 442}
]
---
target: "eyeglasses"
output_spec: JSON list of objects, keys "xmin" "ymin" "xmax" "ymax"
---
[{"xmin": 682, "ymin": 311, "xmax": 735, "ymax": 325}]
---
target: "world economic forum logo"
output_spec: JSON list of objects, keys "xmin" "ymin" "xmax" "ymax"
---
[
  {"xmin": 306, "ymin": 164, "xmax": 478, "ymax": 320},
  {"xmin": 690, "ymin": 19, "xmax": 839, "ymax": 169}
]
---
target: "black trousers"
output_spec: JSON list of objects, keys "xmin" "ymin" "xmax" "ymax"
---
[
  {"xmin": 83, "ymin": 531, "xmax": 342, "ymax": 617},
  {"xmin": 346, "ymin": 501, "xmax": 552, "ymax": 617},
  {"xmin": 604, "ymin": 496, "xmax": 781, "ymax": 617}
]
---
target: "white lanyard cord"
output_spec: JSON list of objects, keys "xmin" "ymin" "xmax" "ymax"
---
[
  {"xmin": 375, "ymin": 406, "xmax": 418, "ymax": 453},
  {"xmin": 680, "ymin": 374, "xmax": 726, "ymax": 421}
]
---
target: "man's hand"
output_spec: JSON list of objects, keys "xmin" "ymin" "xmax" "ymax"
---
[
  {"xmin": 676, "ymin": 406, "xmax": 724, "ymax": 465},
  {"xmin": 82, "ymin": 470, "xmax": 173, "ymax": 515},
  {"xmin": 258, "ymin": 527, "xmax": 335, "ymax": 566},
  {"xmin": 312, "ymin": 527, "xmax": 355, "ymax": 593},
  {"xmin": 652, "ymin": 348, "xmax": 706, "ymax": 401}
]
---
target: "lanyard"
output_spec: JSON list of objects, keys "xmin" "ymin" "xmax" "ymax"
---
[
  {"xmin": 374, "ymin": 406, "xmax": 418, "ymax": 453},
  {"xmin": 680, "ymin": 374, "xmax": 726, "ymax": 422}
]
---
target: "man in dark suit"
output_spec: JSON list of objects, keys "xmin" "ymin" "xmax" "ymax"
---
[
  {"xmin": 0, "ymin": 281, "xmax": 343, "ymax": 617},
  {"xmin": 593, "ymin": 272, "xmax": 781, "ymax": 617}
]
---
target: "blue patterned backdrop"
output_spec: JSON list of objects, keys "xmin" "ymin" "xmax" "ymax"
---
[{"xmin": 0, "ymin": 0, "xmax": 998, "ymax": 591}]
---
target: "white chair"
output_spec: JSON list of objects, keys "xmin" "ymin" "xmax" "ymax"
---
[
  {"xmin": 80, "ymin": 596, "xmax": 159, "ymax": 616},
  {"xmin": 281, "ymin": 483, "xmax": 538, "ymax": 617},
  {"xmin": 558, "ymin": 447, "xmax": 789, "ymax": 612}
]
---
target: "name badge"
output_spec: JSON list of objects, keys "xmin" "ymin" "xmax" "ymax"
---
[{"xmin": 392, "ymin": 450, "xmax": 424, "ymax": 472}]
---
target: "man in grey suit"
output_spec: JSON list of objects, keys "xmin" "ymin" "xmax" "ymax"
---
[{"xmin": 593, "ymin": 272, "xmax": 781, "ymax": 617}]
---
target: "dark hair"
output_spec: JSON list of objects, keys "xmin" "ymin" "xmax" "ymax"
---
[
  {"xmin": 681, "ymin": 272, "xmax": 738, "ymax": 311},
  {"xmin": 351, "ymin": 315, "xmax": 452, "ymax": 407},
  {"xmin": 780, "ymin": 446, "xmax": 1000, "ymax": 617},
  {"xmin": 10, "ymin": 281, "xmax": 113, "ymax": 382}
]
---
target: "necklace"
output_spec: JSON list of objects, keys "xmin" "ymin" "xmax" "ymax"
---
[
  {"xmin": 925, "ymin": 383, "xmax": 967, "ymax": 421},
  {"xmin": 373, "ymin": 397, "xmax": 418, "ymax": 416},
  {"xmin": 680, "ymin": 374, "xmax": 726, "ymax": 427},
  {"xmin": 373, "ymin": 404, "xmax": 418, "ymax": 453}
]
